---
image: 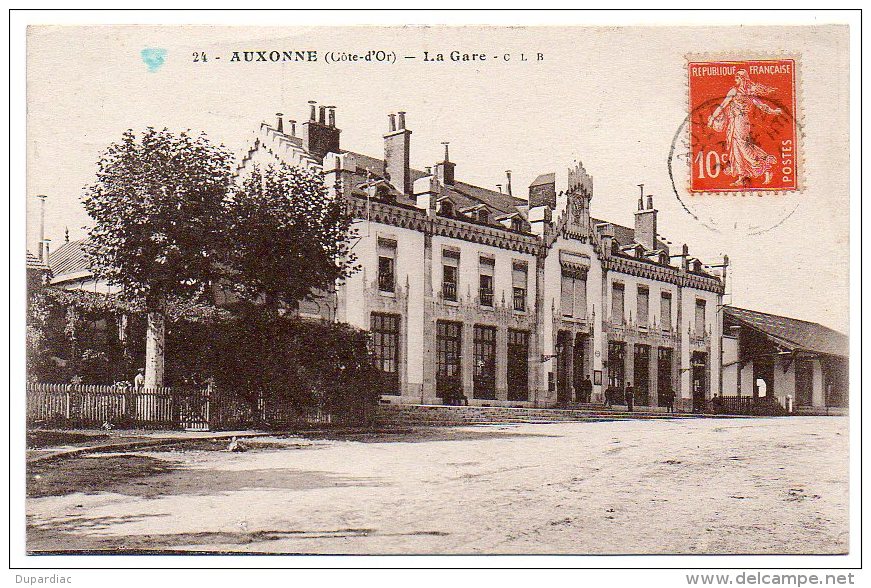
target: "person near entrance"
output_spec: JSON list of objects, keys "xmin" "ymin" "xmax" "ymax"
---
[
  {"xmin": 662, "ymin": 385, "xmax": 676, "ymax": 413},
  {"xmin": 578, "ymin": 375, "xmax": 593, "ymax": 404},
  {"xmin": 624, "ymin": 381, "xmax": 634, "ymax": 412}
]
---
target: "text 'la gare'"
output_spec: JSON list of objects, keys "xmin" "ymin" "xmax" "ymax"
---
[{"xmin": 422, "ymin": 51, "xmax": 544, "ymax": 62}]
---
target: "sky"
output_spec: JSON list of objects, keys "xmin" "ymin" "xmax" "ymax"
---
[{"xmin": 25, "ymin": 25, "xmax": 850, "ymax": 331}]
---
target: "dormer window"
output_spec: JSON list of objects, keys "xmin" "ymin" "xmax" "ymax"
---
[
  {"xmin": 376, "ymin": 184, "xmax": 394, "ymax": 202},
  {"xmin": 440, "ymin": 201, "xmax": 454, "ymax": 217},
  {"xmin": 478, "ymin": 209, "xmax": 489, "ymax": 224},
  {"xmin": 511, "ymin": 218, "xmax": 524, "ymax": 232}
]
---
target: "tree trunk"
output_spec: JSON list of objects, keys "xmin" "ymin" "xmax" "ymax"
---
[
  {"xmin": 143, "ymin": 290, "xmax": 167, "ymax": 385},
  {"xmin": 145, "ymin": 310, "xmax": 165, "ymax": 388}
]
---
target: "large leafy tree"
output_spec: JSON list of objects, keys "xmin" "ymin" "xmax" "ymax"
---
[
  {"xmin": 223, "ymin": 163, "xmax": 359, "ymax": 311},
  {"xmin": 82, "ymin": 128, "xmax": 233, "ymax": 387}
]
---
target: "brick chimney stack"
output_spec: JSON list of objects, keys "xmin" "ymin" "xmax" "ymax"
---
[
  {"xmin": 275, "ymin": 113, "xmax": 284, "ymax": 133},
  {"xmin": 302, "ymin": 100, "xmax": 341, "ymax": 161},
  {"xmin": 435, "ymin": 141, "xmax": 456, "ymax": 186},
  {"xmin": 634, "ymin": 183, "xmax": 657, "ymax": 251},
  {"xmin": 384, "ymin": 111, "xmax": 412, "ymax": 195}
]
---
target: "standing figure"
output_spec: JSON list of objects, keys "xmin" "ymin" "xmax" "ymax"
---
[
  {"xmin": 579, "ymin": 375, "xmax": 593, "ymax": 404},
  {"xmin": 664, "ymin": 386, "xmax": 676, "ymax": 413},
  {"xmin": 134, "ymin": 367, "xmax": 145, "ymax": 390},
  {"xmin": 624, "ymin": 381, "xmax": 634, "ymax": 412},
  {"xmin": 707, "ymin": 69, "xmax": 782, "ymax": 187}
]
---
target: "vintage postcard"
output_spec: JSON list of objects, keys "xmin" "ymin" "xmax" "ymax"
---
[{"xmin": 13, "ymin": 13, "xmax": 857, "ymax": 574}]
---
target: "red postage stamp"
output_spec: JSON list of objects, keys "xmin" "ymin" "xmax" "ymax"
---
[{"xmin": 688, "ymin": 58, "xmax": 798, "ymax": 193}]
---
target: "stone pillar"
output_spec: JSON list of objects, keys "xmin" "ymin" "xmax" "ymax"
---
[
  {"xmin": 463, "ymin": 323, "xmax": 475, "ymax": 400},
  {"xmin": 625, "ymin": 341, "xmax": 635, "ymax": 403},
  {"xmin": 495, "ymin": 326, "xmax": 508, "ymax": 401},
  {"xmin": 565, "ymin": 332, "xmax": 575, "ymax": 403}
]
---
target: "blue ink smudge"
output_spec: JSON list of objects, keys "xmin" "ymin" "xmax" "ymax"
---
[{"xmin": 141, "ymin": 47, "xmax": 167, "ymax": 73}]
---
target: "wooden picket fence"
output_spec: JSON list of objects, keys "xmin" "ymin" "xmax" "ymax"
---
[
  {"xmin": 26, "ymin": 382, "xmax": 211, "ymax": 430},
  {"xmin": 26, "ymin": 382, "xmax": 373, "ymax": 431}
]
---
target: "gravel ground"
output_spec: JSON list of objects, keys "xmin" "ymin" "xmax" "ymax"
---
[{"xmin": 25, "ymin": 417, "xmax": 848, "ymax": 555}]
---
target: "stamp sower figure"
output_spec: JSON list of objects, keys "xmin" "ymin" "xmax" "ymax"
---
[
  {"xmin": 579, "ymin": 375, "xmax": 593, "ymax": 404},
  {"xmin": 707, "ymin": 69, "xmax": 782, "ymax": 187},
  {"xmin": 624, "ymin": 381, "xmax": 634, "ymax": 412}
]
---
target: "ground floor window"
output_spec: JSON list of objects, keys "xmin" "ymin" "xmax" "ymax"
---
[
  {"xmin": 436, "ymin": 321, "xmax": 462, "ymax": 398},
  {"xmin": 692, "ymin": 351, "xmax": 709, "ymax": 412},
  {"xmin": 371, "ymin": 313, "xmax": 400, "ymax": 395},
  {"xmin": 634, "ymin": 344, "xmax": 651, "ymax": 406},
  {"xmin": 507, "ymin": 329, "xmax": 530, "ymax": 401},
  {"xmin": 657, "ymin": 347, "xmax": 674, "ymax": 405},
  {"xmin": 473, "ymin": 325, "xmax": 497, "ymax": 400},
  {"xmin": 607, "ymin": 341, "xmax": 626, "ymax": 391}
]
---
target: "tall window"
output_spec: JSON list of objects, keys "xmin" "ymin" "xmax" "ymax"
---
[
  {"xmin": 371, "ymin": 313, "xmax": 400, "ymax": 395},
  {"xmin": 611, "ymin": 283, "xmax": 625, "ymax": 324},
  {"xmin": 377, "ymin": 238, "xmax": 397, "ymax": 293},
  {"xmin": 560, "ymin": 271, "xmax": 587, "ymax": 318},
  {"xmin": 695, "ymin": 299, "xmax": 707, "ymax": 335},
  {"xmin": 634, "ymin": 344, "xmax": 651, "ymax": 405},
  {"xmin": 657, "ymin": 347, "xmax": 673, "ymax": 405},
  {"xmin": 507, "ymin": 329, "xmax": 530, "ymax": 401},
  {"xmin": 660, "ymin": 292, "xmax": 672, "ymax": 331},
  {"xmin": 436, "ymin": 321, "xmax": 462, "ymax": 397},
  {"xmin": 442, "ymin": 249, "xmax": 459, "ymax": 302},
  {"xmin": 607, "ymin": 341, "xmax": 626, "ymax": 389},
  {"xmin": 479, "ymin": 256, "xmax": 495, "ymax": 307},
  {"xmin": 512, "ymin": 261, "xmax": 527, "ymax": 312},
  {"xmin": 473, "ymin": 325, "xmax": 497, "ymax": 399},
  {"xmin": 637, "ymin": 286, "xmax": 649, "ymax": 326}
]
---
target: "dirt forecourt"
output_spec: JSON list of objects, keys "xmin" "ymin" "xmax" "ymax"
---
[{"xmin": 26, "ymin": 417, "xmax": 848, "ymax": 555}]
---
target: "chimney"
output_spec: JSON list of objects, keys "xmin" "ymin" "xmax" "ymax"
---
[
  {"xmin": 37, "ymin": 194, "xmax": 47, "ymax": 261},
  {"xmin": 496, "ymin": 184, "xmax": 503, "ymax": 194},
  {"xmin": 43, "ymin": 238, "xmax": 51, "ymax": 265},
  {"xmin": 64, "ymin": 226, "xmax": 69, "ymax": 244},
  {"xmin": 505, "ymin": 170, "xmax": 513, "ymax": 197},
  {"xmin": 597, "ymin": 222, "xmax": 615, "ymax": 255},
  {"xmin": 435, "ymin": 141, "xmax": 456, "ymax": 186},
  {"xmin": 289, "ymin": 119, "xmax": 297, "ymax": 137},
  {"xmin": 327, "ymin": 106, "xmax": 336, "ymax": 127},
  {"xmin": 681, "ymin": 244, "xmax": 690, "ymax": 270},
  {"xmin": 384, "ymin": 111, "xmax": 412, "ymax": 195},
  {"xmin": 302, "ymin": 100, "xmax": 341, "ymax": 161},
  {"xmin": 528, "ymin": 173, "xmax": 557, "ymax": 209},
  {"xmin": 275, "ymin": 113, "xmax": 284, "ymax": 133},
  {"xmin": 634, "ymin": 184, "xmax": 657, "ymax": 250}
]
